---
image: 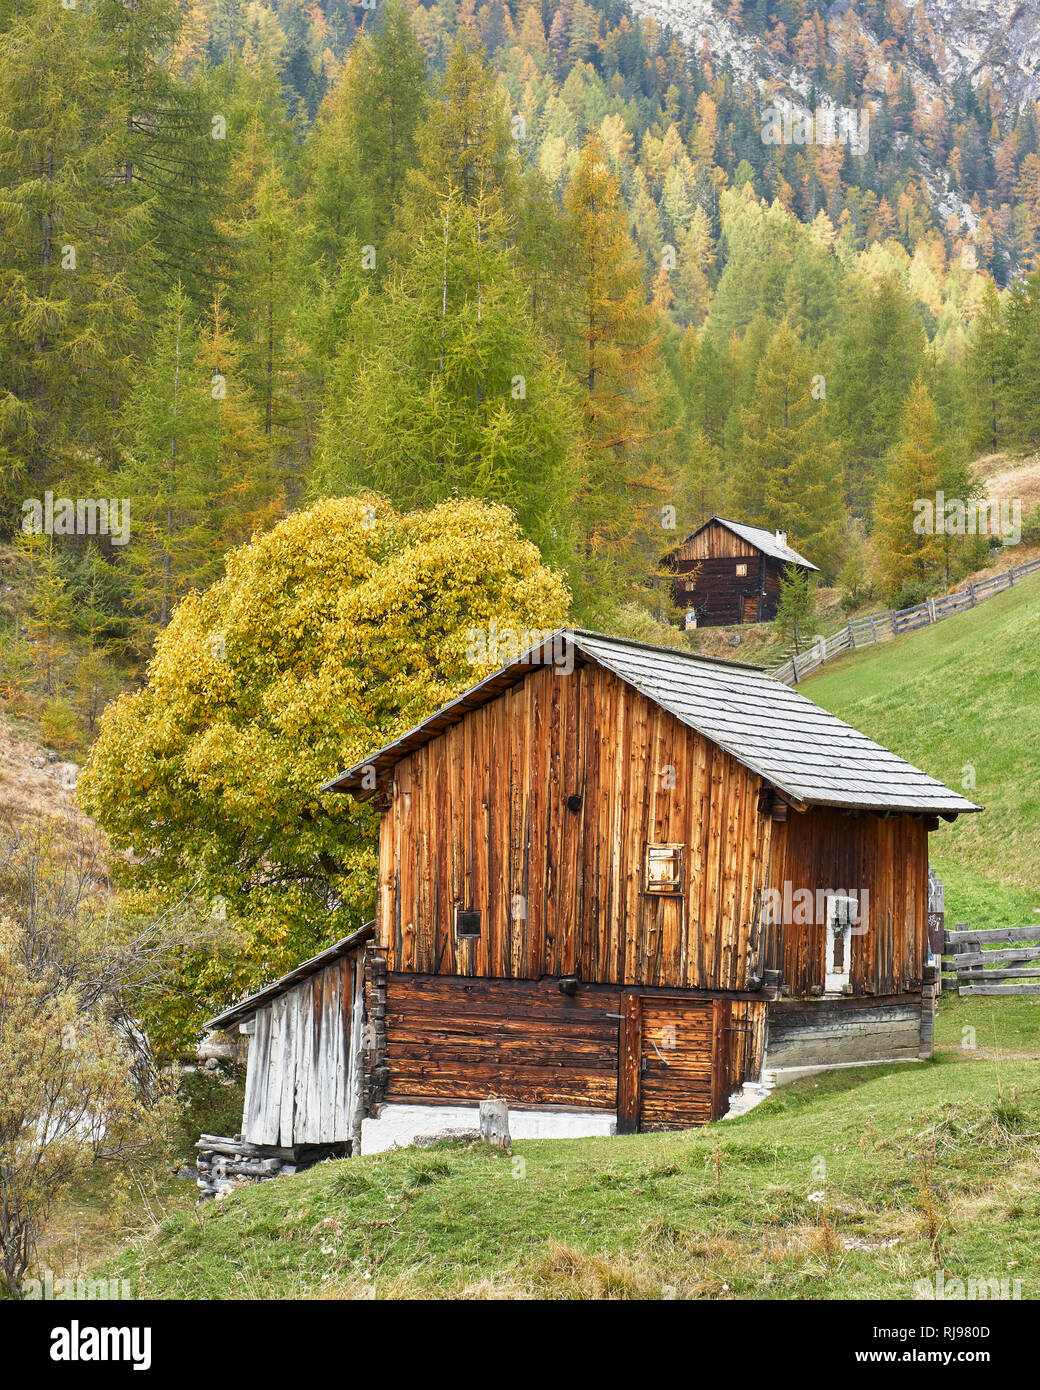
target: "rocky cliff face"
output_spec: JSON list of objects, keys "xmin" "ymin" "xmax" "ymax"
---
[
  {"xmin": 630, "ymin": 0, "xmax": 1040, "ymax": 117},
  {"xmin": 922, "ymin": 1, "xmax": 1040, "ymax": 114}
]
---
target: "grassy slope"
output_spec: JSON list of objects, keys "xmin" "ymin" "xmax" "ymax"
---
[
  {"xmin": 106, "ymin": 1038, "xmax": 1039, "ymax": 1299},
  {"xmin": 803, "ymin": 571, "xmax": 1040, "ymax": 928}
]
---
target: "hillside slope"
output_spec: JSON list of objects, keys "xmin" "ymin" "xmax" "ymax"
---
[
  {"xmin": 105, "ymin": 1047, "xmax": 1040, "ymax": 1299},
  {"xmin": 0, "ymin": 720, "xmax": 83, "ymax": 822},
  {"xmin": 803, "ymin": 570, "xmax": 1040, "ymax": 927}
]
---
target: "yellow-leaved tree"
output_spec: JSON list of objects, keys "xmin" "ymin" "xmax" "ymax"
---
[{"xmin": 78, "ymin": 496, "xmax": 570, "ymax": 1056}]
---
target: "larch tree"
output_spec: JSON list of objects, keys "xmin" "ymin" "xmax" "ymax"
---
[
  {"xmin": 965, "ymin": 281, "xmax": 1011, "ymax": 454},
  {"xmin": 196, "ymin": 292, "xmax": 283, "ymax": 552},
  {"xmin": 300, "ymin": 2, "xmax": 427, "ymax": 272},
  {"xmin": 116, "ymin": 285, "xmax": 275, "ymax": 646},
  {"xmin": 774, "ymin": 564, "xmax": 817, "ymax": 654},
  {"xmin": 349, "ymin": 2, "xmax": 427, "ymax": 249},
  {"xmin": 560, "ymin": 133, "xmax": 665, "ymax": 596},
  {"xmin": 401, "ymin": 36, "xmax": 520, "ymax": 226},
  {"xmin": 117, "ymin": 286, "xmax": 220, "ymax": 638},
  {"xmin": 733, "ymin": 320, "xmax": 845, "ymax": 575},
  {"xmin": 0, "ymin": 0, "xmax": 146, "ymax": 514},
  {"xmin": 314, "ymin": 186, "xmax": 582, "ymax": 576},
  {"xmin": 832, "ymin": 274, "xmax": 928, "ymax": 511},
  {"xmin": 1002, "ymin": 266, "xmax": 1040, "ymax": 450},
  {"xmin": 220, "ymin": 123, "xmax": 306, "ymax": 494},
  {"xmin": 872, "ymin": 378, "xmax": 951, "ymax": 597}
]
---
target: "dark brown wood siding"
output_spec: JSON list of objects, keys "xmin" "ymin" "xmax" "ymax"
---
[
  {"xmin": 384, "ymin": 973, "xmax": 622, "ymax": 1109},
  {"xmin": 377, "ymin": 662, "xmax": 772, "ymax": 992},
  {"xmin": 670, "ymin": 520, "xmax": 806, "ymax": 625}
]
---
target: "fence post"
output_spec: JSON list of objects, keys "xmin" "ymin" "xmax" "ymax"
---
[
  {"xmin": 968, "ymin": 580, "xmax": 976, "ymax": 606},
  {"xmin": 847, "ymin": 620, "xmax": 855, "ymax": 649}
]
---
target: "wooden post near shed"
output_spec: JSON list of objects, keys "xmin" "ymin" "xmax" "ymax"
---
[
  {"xmin": 926, "ymin": 871, "xmax": 944, "ymax": 1004},
  {"xmin": 479, "ymin": 1099, "xmax": 511, "ymax": 1150}
]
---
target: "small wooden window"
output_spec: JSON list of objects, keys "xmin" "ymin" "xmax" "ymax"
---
[
  {"xmin": 644, "ymin": 843, "xmax": 684, "ymax": 895},
  {"xmin": 735, "ymin": 562, "xmax": 748, "ymax": 577},
  {"xmin": 455, "ymin": 908, "xmax": 481, "ymax": 938}
]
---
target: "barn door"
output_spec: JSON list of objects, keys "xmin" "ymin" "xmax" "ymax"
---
[
  {"xmin": 742, "ymin": 594, "xmax": 759, "ymax": 624},
  {"xmin": 618, "ymin": 994, "xmax": 730, "ymax": 1132}
]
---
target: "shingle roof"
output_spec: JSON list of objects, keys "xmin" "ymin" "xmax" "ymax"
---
[
  {"xmin": 685, "ymin": 516, "xmax": 820, "ymax": 571},
  {"xmin": 205, "ymin": 923, "xmax": 374, "ymax": 1031},
  {"xmin": 324, "ymin": 629, "xmax": 980, "ymax": 818}
]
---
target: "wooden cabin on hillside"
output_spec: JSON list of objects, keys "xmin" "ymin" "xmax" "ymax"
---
[
  {"xmin": 669, "ymin": 516, "xmax": 819, "ymax": 627},
  {"xmin": 206, "ymin": 629, "xmax": 978, "ymax": 1170}
]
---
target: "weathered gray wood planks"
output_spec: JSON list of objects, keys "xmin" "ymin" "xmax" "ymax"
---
[{"xmin": 242, "ymin": 954, "xmax": 359, "ymax": 1145}]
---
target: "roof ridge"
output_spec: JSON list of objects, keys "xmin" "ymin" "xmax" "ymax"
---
[
  {"xmin": 322, "ymin": 624, "xmax": 980, "ymax": 818},
  {"xmin": 671, "ymin": 515, "xmax": 819, "ymax": 570},
  {"xmin": 568, "ymin": 627, "xmax": 765, "ymax": 672}
]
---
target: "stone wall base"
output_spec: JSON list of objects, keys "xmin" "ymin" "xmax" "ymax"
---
[
  {"xmin": 194, "ymin": 1134, "xmax": 352, "ymax": 1199},
  {"xmin": 361, "ymin": 1103, "xmax": 617, "ymax": 1154}
]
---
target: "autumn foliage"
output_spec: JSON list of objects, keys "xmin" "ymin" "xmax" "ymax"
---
[{"xmin": 78, "ymin": 496, "xmax": 570, "ymax": 1052}]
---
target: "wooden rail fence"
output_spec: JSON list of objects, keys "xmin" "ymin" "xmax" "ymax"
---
[
  {"xmin": 940, "ymin": 923, "xmax": 1040, "ymax": 996},
  {"xmin": 770, "ymin": 556, "xmax": 1040, "ymax": 685}
]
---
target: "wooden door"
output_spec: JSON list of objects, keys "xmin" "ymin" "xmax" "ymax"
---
[
  {"xmin": 742, "ymin": 594, "xmax": 759, "ymax": 624},
  {"xmin": 618, "ymin": 994, "xmax": 729, "ymax": 1132}
]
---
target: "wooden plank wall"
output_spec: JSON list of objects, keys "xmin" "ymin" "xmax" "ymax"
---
[
  {"xmin": 378, "ymin": 662, "xmax": 772, "ymax": 993},
  {"xmin": 675, "ymin": 522, "xmax": 760, "ymax": 562},
  {"xmin": 241, "ymin": 955, "xmax": 355, "ymax": 1146},
  {"xmin": 637, "ymin": 997, "xmax": 716, "ymax": 1130},
  {"xmin": 763, "ymin": 807, "xmax": 929, "ymax": 996},
  {"xmin": 674, "ymin": 557, "xmax": 788, "ymax": 626},
  {"xmin": 384, "ymin": 973, "xmax": 622, "ymax": 1109},
  {"xmin": 673, "ymin": 557, "xmax": 759, "ymax": 625},
  {"xmin": 615, "ymin": 993, "xmax": 766, "ymax": 1129},
  {"xmin": 726, "ymin": 998, "xmax": 768, "ymax": 1094}
]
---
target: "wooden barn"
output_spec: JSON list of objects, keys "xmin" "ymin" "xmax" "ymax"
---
[
  {"xmin": 668, "ymin": 516, "xmax": 819, "ymax": 627},
  {"xmin": 206, "ymin": 629, "xmax": 979, "ymax": 1169}
]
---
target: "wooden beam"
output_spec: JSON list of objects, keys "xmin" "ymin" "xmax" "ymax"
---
[{"xmin": 617, "ymin": 991, "xmax": 641, "ymax": 1134}]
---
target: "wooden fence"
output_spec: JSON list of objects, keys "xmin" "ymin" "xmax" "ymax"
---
[
  {"xmin": 940, "ymin": 923, "xmax": 1040, "ymax": 996},
  {"xmin": 770, "ymin": 555, "xmax": 1040, "ymax": 686}
]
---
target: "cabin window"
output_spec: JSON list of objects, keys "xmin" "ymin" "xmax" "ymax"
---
[
  {"xmin": 735, "ymin": 563, "xmax": 748, "ymax": 577},
  {"xmin": 644, "ymin": 843, "xmax": 684, "ymax": 895},
  {"xmin": 825, "ymin": 895, "xmax": 855, "ymax": 993},
  {"xmin": 455, "ymin": 907, "xmax": 481, "ymax": 938}
]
